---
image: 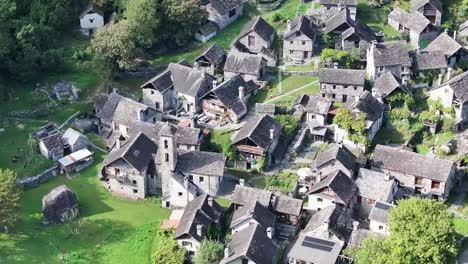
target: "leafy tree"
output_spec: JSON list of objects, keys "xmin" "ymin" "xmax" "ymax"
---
[
  {"xmin": 320, "ymin": 48, "xmax": 358, "ymax": 69},
  {"xmin": 124, "ymin": 0, "xmax": 161, "ymax": 48},
  {"xmin": 442, "ymin": 117, "xmax": 455, "ymax": 133},
  {"xmin": 29, "ymin": 0, "xmax": 76, "ymax": 31},
  {"xmin": 194, "ymin": 239, "xmax": 224, "ymax": 264},
  {"xmin": 154, "ymin": 230, "xmax": 187, "ymax": 264},
  {"xmin": 0, "ymin": 169, "xmax": 22, "ymax": 232},
  {"xmin": 273, "ymin": 115, "xmax": 298, "ymax": 139},
  {"xmin": 333, "ymin": 108, "xmax": 367, "ymax": 145}
]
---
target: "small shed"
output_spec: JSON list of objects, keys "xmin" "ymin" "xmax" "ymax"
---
[
  {"xmin": 39, "ymin": 134, "xmax": 64, "ymax": 161},
  {"xmin": 62, "ymin": 128, "xmax": 89, "ymax": 153},
  {"xmin": 58, "ymin": 148, "xmax": 94, "ymax": 173}
]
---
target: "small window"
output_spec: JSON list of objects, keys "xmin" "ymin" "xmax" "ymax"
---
[
  {"xmin": 353, "ymin": 86, "xmax": 357, "ymax": 90},
  {"xmin": 357, "ymin": 195, "xmax": 362, "ymax": 204},
  {"xmin": 89, "ymin": 19, "xmax": 94, "ymax": 23},
  {"xmin": 322, "ymin": 94, "xmax": 325, "ymax": 98},
  {"xmin": 317, "ymin": 197, "xmax": 323, "ymax": 202},
  {"xmin": 188, "ymin": 251, "xmax": 195, "ymax": 256},
  {"xmin": 248, "ymin": 35, "xmax": 255, "ymax": 47},
  {"xmin": 332, "ymin": 94, "xmax": 336, "ymax": 99},
  {"xmin": 378, "ymin": 225, "xmax": 384, "ymax": 230},
  {"xmin": 228, "ymin": 8, "xmax": 236, "ymax": 17},
  {"xmin": 199, "ymin": 176, "xmax": 204, "ymax": 182},
  {"xmin": 132, "ymin": 180, "xmax": 137, "ymax": 185},
  {"xmin": 178, "ymin": 192, "xmax": 183, "ymax": 196},
  {"xmin": 302, "ymin": 41, "xmax": 306, "ymax": 45},
  {"xmin": 290, "ymin": 41, "xmax": 294, "ymax": 44},
  {"xmin": 289, "ymin": 50, "xmax": 294, "ymax": 54},
  {"xmin": 164, "ymin": 140, "xmax": 168, "ymax": 149},
  {"xmin": 431, "ymin": 181, "xmax": 441, "ymax": 189},
  {"xmin": 189, "ymin": 175, "xmax": 193, "ymax": 181},
  {"xmin": 333, "ymin": 85, "xmax": 336, "ymax": 89},
  {"xmin": 165, "ymin": 153, "xmax": 169, "ymax": 162},
  {"xmin": 415, "ymin": 177, "xmax": 423, "ymax": 185},
  {"xmin": 182, "ymin": 241, "xmax": 192, "ymax": 247},
  {"xmin": 311, "ymin": 115, "xmax": 316, "ymax": 119},
  {"xmin": 151, "ymin": 90, "xmax": 155, "ymax": 95},
  {"xmin": 150, "ymin": 175, "xmax": 154, "ymax": 179},
  {"xmin": 133, "ymin": 189, "xmax": 138, "ymax": 193}
]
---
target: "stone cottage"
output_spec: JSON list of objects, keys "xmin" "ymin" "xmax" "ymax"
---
[
  {"xmin": 196, "ymin": 0, "xmax": 244, "ymax": 42},
  {"xmin": 62, "ymin": 128, "xmax": 89, "ymax": 153},
  {"xmin": 424, "ymin": 32, "xmax": 468, "ymax": 67},
  {"xmin": 224, "ymin": 51, "xmax": 268, "ymax": 86},
  {"xmin": 283, "ymin": 15, "xmax": 317, "ymax": 64},
  {"xmin": 341, "ymin": 20, "xmax": 381, "ymax": 61},
  {"xmin": 324, "ymin": 7, "xmax": 354, "ymax": 35},
  {"xmin": 371, "ymin": 72, "xmax": 405, "ymax": 102},
  {"xmin": 366, "ymin": 41, "xmax": 412, "ymax": 82},
  {"xmin": 319, "ymin": 0, "xmax": 358, "ymax": 20},
  {"xmin": 312, "ymin": 143, "xmax": 357, "ymax": 179},
  {"xmin": 319, "ymin": 67, "xmax": 366, "ymax": 103},
  {"xmin": 39, "ymin": 133, "xmax": 64, "ymax": 161},
  {"xmin": 194, "ymin": 44, "xmax": 227, "ymax": 75},
  {"xmin": 79, "ymin": 4, "xmax": 105, "ymax": 36},
  {"xmin": 410, "ymin": 0, "xmax": 442, "ymax": 26}
]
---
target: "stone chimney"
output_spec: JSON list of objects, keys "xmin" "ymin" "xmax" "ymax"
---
[
  {"xmin": 353, "ymin": 221, "xmax": 359, "ymax": 231},
  {"xmin": 333, "ymin": 62, "xmax": 339, "ymax": 69},
  {"xmin": 224, "ymin": 247, "xmax": 230, "ymax": 259},
  {"xmin": 184, "ymin": 177, "xmax": 189, "ymax": 190},
  {"xmin": 239, "ymin": 179, "xmax": 245, "ymax": 186},
  {"xmin": 287, "ymin": 20, "xmax": 292, "ymax": 31},
  {"xmin": 208, "ymin": 196, "xmax": 213, "ymax": 207},
  {"xmin": 437, "ymin": 73, "xmax": 443, "ymax": 86},
  {"xmin": 453, "ymin": 31, "xmax": 457, "ymax": 39},
  {"xmin": 267, "ymin": 227, "xmax": 273, "ymax": 239},
  {"xmin": 447, "ymin": 67, "xmax": 453, "ymax": 81},
  {"xmin": 196, "ymin": 224, "xmax": 203, "ymax": 237},
  {"xmin": 316, "ymin": 171, "xmax": 323, "ymax": 184},
  {"xmin": 115, "ymin": 139, "xmax": 121, "ymax": 149},
  {"xmin": 238, "ymin": 86, "xmax": 245, "ymax": 101},
  {"xmin": 137, "ymin": 110, "xmax": 143, "ymax": 122},
  {"xmin": 269, "ymin": 129, "xmax": 275, "ymax": 140}
]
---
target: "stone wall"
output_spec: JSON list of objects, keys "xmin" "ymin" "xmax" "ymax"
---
[{"xmin": 17, "ymin": 165, "xmax": 61, "ymax": 189}]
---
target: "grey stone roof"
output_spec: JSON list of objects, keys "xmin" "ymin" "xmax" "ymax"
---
[
  {"xmin": 314, "ymin": 144, "xmax": 357, "ymax": 173},
  {"xmin": 95, "ymin": 93, "xmax": 108, "ymax": 113},
  {"xmin": 320, "ymin": 0, "xmax": 357, "ymax": 6},
  {"xmin": 372, "ymin": 144, "xmax": 455, "ymax": 182},
  {"xmin": 232, "ymin": 114, "xmax": 282, "ymax": 150},
  {"xmin": 346, "ymin": 90, "xmax": 385, "ymax": 122},
  {"xmin": 349, "ymin": 229, "xmax": 381, "ymax": 247},
  {"xmin": 410, "ymin": 0, "xmax": 442, "ymax": 12},
  {"xmin": 355, "ymin": 168, "xmax": 395, "ymax": 201},
  {"xmin": 460, "ymin": 20, "xmax": 468, "ymax": 33},
  {"xmin": 224, "ymin": 51, "xmax": 265, "ymax": 76},
  {"xmin": 195, "ymin": 44, "xmax": 226, "ymax": 65},
  {"xmin": 389, "ymin": 7, "xmax": 431, "ymax": 33},
  {"xmin": 198, "ymin": 21, "xmax": 219, "ymax": 36},
  {"xmin": 62, "ymin": 128, "xmax": 87, "ymax": 146},
  {"xmin": 287, "ymin": 234, "xmax": 343, "ymax": 264},
  {"xmin": 255, "ymin": 103, "xmax": 276, "ymax": 115},
  {"xmin": 306, "ymin": 95, "xmax": 332, "ymax": 115},
  {"xmin": 41, "ymin": 133, "xmax": 64, "ymax": 154},
  {"xmin": 209, "ymin": 0, "xmax": 243, "ymax": 15},
  {"xmin": 412, "ymin": 50, "xmax": 448, "ymax": 71},
  {"xmin": 324, "ymin": 8, "xmax": 353, "ymax": 34},
  {"xmin": 232, "ymin": 185, "xmax": 272, "ymax": 207},
  {"xmin": 341, "ymin": 20, "xmax": 377, "ymax": 43},
  {"xmin": 80, "ymin": 3, "xmax": 104, "ymax": 18},
  {"xmin": 319, "ymin": 68, "xmax": 366, "ymax": 86},
  {"xmin": 230, "ymin": 201, "xmax": 275, "ymax": 229},
  {"xmin": 424, "ymin": 32, "xmax": 465, "ymax": 58},
  {"xmin": 220, "ymin": 223, "xmax": 279, "ymax": 264},
  {"xmin": 370, "ymin": 41, "xmax": 412, "ymax": 67},
  {"xmin": 304, "ymin": 205, "xmax": 343, "ymax": 234},
  {"xmin": 369, "ymin": 201, "xmax": 394, "ymax": 224},
  {"xmin": 285, "ymin": 16, "xmax": 317, "ymax": 40},
  {"xmin": 129, "ymin": 122, "xmax": 201, "ymax": 146},
  {"xmin": 372, "ymin": 72, "xmax": 402, "ymax": 99},
  {"xmin": 174, "ymin": 194, "xmax": 223, "ymax": 241},
  {"xmin": 434, "ymin": 71, "xmax": 468, "ymax": 103},
  {"xmin": 177, "ymin": 150, "xmax": 226, "ymax": 177},
  {"xmin": 237, "ymin": 16, "xmax": 275, "ymax": 43},
  {"xmin": 104, "ymin": 133, "xmax": 157, "ymax": 172},
  {"xmin": 308, "ymin": 170, "xmax": 357, "ymax": 205},
  {"xmin": 272, "ymin": 195, "xmax": 303, "ymax": 216}
]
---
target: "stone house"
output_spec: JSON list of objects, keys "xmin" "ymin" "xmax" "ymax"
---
[
  {"xmin": 366, "ymin": 41, "xmax": 412, "ymax": 82},
  {"xmin": 233, "ymin": 16, "xmax": 276, "ymax": 66},
  {"xmin": 371, "ymin": 144, "xmax": 457, "ymax": 200},
  {"xmin": 319, "ymin": 0, "xmax": 358, "ymax": 20},
  {"xmin": 411, "ymin": 50, "xmax": 448, "ymax": 80},
  {"xmin": 224, "ymin": 51, "xmax": 268, "ymax": 86},
  {"xmin": 334, "ymin": 91, "xmax": 385, "ymax": 151},
  {"xmin": 79, "ymin": 4, "xmax": 105, "ymax": 36},
  {"xmin": 304, "ymin": 95, "xmax": 333, "ymax": 126},
  {"xmin": 410, "ymin": 0, "xmax": 442, "ymax": 27},
  {"xmin": 324, "ymin": 7, "xmax": 354, "ymax": 35},
  {"xmin": 230, "ymin": 201, "xmax": 275, "ymax": 234},
  {"xmin": 371, "ymin": 72, "xmax": 405, "ymax": 102},
  {"xmin": 141, "ymin": 63, "xmax": 215, "ymax": 114},
  {"xmin": 200, "ymin": 74, "xmax": 257, "ymax": 123},
  {"xmin": 283, "ymin": 15, "xmax": 317, "ymax": 63},
  {"xmin": 231, "ymin": 184, "xmax": 274, "ymax": 210},
  {"xmin": 369, "ymin": 201, "xmax": 394, "ymax": 235},
  {"xmin": 388, "ymin": 7, "xmax": 438, "ymax": 49},
  {"xmin": 341, "ymin": 20, "xmax": 381, "ymax": 61},
  {"xmin": 174, "ymin": 194, "xmax": 223, "ymax": 257},
  {"xmin": 62, "ymin": 128, "xmax": 89, "ymax": 153},
  {"xmin": 459, "ymin": 20, "xmax": 468, "ymax": 44},
  {"xmin": 429, "ymin": 71, "xmax": 468, "ymax": 125},
  {"xmin": 194, "ymin": 44, "xmax": 226, "ymax": 75},
  {"xmin": 231, "ymin": 114, "xmax": 286, "ymax": 169},
  {"xmin": 39, "ymin": 133, "xmax": 64, "ymax": 161},
  {"xmin": 307, "ymin": 170, "xmax": 357, "ymax": 211},
  {"xmin": 312, "ymin": 143, "xmax": 357, "ymax": 179},
  {"xmin": 354, "ymin": 168, "xmax": 398, "ymax": 217},
  {"xmin": 196, "ymin": 0, "xmax": 244, "ymax": 42},
  {"xmin": 424, "ymin": 32, "xmax": 468, "ymax": 67},
  {"xmin": 319, "ymin": 67, "xmax": 366, "ymax": 103}
]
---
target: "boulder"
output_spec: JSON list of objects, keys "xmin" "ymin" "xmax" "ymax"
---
[{"xmin": 42, "ymin": 185, "xmax": 79, "ymax": 224}]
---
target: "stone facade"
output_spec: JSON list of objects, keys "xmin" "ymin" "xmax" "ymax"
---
[
  {"xmin": 283, "ymin": 33, "xmax": 314, "ymax": 63},
  {"xmin": 204, "ymin": 3, "xmax": 244, "ymax": 30},
  {"xmin": 142, "ymin": 88, "xmax": 177, "ymax": 112},
  {"xmin": 320, "ymin": 82, "xmax": 364, "ymax": 103},
  {"xmin": 238, "ymin": 31, "xmax": 272, "ymax": 54},
  {"xmin": 430, "ymin": 84, "xmax": 468, "ymax": 123}
]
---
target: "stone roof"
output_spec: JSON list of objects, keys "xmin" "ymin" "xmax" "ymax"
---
[
  {"xmin": 195, "ymin": 44, "xmax": 226, "ymax": 65},
  {"xmin": 389, "ymin": 7, "xmax": 431, "ymax": 33},
  {"xmin": 95, "ymin": 93, "xmax": 108, "ymax": 112},
  {"xmin": 346, "ymin": 90, "xmax": 385, "ymax": 122},
  {"xmin": 355, "ymin": 168, "xmax": 395, "ymax": 201},
  {"xmin": 62, "ymin": 128, "xmax": 87, "ymax": 146},
  {"xmin": 220, "ymin": 223, "xmax": 279, "ymax": 264},
  {"xmin": 237, "ymin": 16, "xmax": 275, "ymax": 43},
  {"xmin": 198, "ymin": 21, "xmax": 220, "ymax": 36},
  {"xmin": 80, "ymin": 3, "xmax": 104, "ymax": 18},
  {"xmin": 341, "ymin": 20, "xmax": 377, "ymax": 43},
  {"xmin": 303, "ymin": 205, "xmax": 343, "ymax": 235},
  {"xmin": 232, "ymin": 185, "xmax": 272, "ymax": 207},
  {"xmin": 40, "ymin": 133, "xmax": 64, "ymax": 154},
  {"xmin": 434, "ymin": 71, "xmax": 468, "ymax": 103},
  {"xmin": 410, "ymin": 0, "xmax": 442, "ymax": 12},
  {"xmin": 460, "ymin": 20, "xmax": 468, "ymax": 33},
  {"xmin": 209, "ymin": 0, "xmax": 243, "ymax": 15},
  {"xmin": 314, "ymin": 144, "xmax": 357, "ymax": 173},
  {"xmin": 372, "ymin": 144, "xmax": 455, "ymax": 182},
  {"xmin": 349, "ymin": 229, "xmax": 380, "ymax": 247},
  {"xmin": 255, "ymin": 103, "xmax": 276, "ymax": 115},
  {"xmin": 308, "ymin": 170, "xmax": 357, "ymax": 205},
  {"xmin": 232, "ymin": 114, "xmax": 282, "ymax": 150},
  {"xmin": 176, "ymin": 150, "xmax": 226, "ymax": 177},
  {"xmin": 285, "ymin": 16, "xmax": 317, "ymax": 40},
  {"xmin": 319, "ymin": 68, "xmax": 366, "ymax": 86},
  {"xmin": 372, "ymin": 72, "xmax": 402, "ymax": 99},
  {"xmin": 412, "ymin": 50, "xmax": 448, "ymax": 71},
  {"xmin": 104, "ymin": 133, "xmax": 157, "ymax": 172},
  {"xmin": 230, "ymin": 201, "xmax": 275, "ymax": 229},
  {"xmin": 424, "ymin": 32, "xmax": 465, "ymax": 58},
  {"xmin": 319, "ymin": 0, "xmax": 357, "ymax": 6},
  {"xmin": 324, "ymin": 8, "xmax": 353, "ymax": 34},
  {"xmin": 305, "ymin": 95, "xmax": 333, "ymax": 115},
  {"xmin": 224, "ymin": 51, "xmax": 265, "ymax": 76},
  {"xmin": 271, "ymin": 195, "xmax": 303, "ymax": 216},
  {"xmin": 370, "ymin": 41, "xmax": 412, "ymax": 67},
  {"xmin": 369, "ymin": 201, "xmax": 394, "ymax": 224},
  {"xmin": 174, "ymin": 194, "xmax": 223, "ymax": 241},
  {"xmin": 129, "ymin": 122, "xmax": 201, "ymax": 146}
]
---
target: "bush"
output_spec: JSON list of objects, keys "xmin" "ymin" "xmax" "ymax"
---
[
  {"xmin": 272, "ymin": 13, "xmax": 284, "ymax": 22},
  {"xmin": 273, "ymin": 115, "xmax": 298, "ymax": 139},
  {"xmin": 442, "ymin": 117, "xmax": 455, "ymax": 133},
  {"xmin": 194, "ymin": 240, "xmax": 224, "ymax": 264}
]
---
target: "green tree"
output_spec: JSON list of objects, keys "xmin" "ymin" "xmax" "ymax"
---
[
  {"xmin": 333, "ymin": 108, "xmax": 367, "ymax": 144},
  {"xmin": 273, "ymin": 115, "xmax": 298, "ymax": 139},
  {"xmin": 0, "ymin": 169, "xmax": 22, "ymax": 232},
  {"xmin": 154, "ymin": 230, "xmax": 187, "ymax": 264},
  {"xmin": 194, "ymin": 239, "xmax": 224, "ymax": 264},
  {"xmin": 124, "ymin": 0, "xmax": 161, "ymax": 48},
  {"xmin": 29, "ymin": 0, "xmax": 76, "ymax": 31}
]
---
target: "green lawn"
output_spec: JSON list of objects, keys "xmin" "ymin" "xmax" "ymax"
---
[
  {"xmin": 285, "ymin": 64, "xmax": 316, "ymax": 72},
  {"xmin": 201, "ymin": 128, "xmax": 234, "ymax": 153},
  {"xmin": 273, "ymin": 82, "xmax": 320, "ymax": 106},
  {"xmin": 254, "ymin": 73, "xmax": 318, "ymax": 103},
  {"xmin": 357, "ymin": 0, "xmax": 401, "ymax": 39},
  {"xmin": 214, "ymin": 197, "xmax": 232, "ymax": 208},
  {"xmin": 260, "ymin": 0, "xmax": 310, "ymax": 31},
  {"xmin": 454, "ymin": 217, "xmax": 468, "ymax": 236},
  {"xmin": 265, "ymin": 172, "xmax": 298, "ymax": 194},
  {"xmin": 0, "ymin": 153, "xmax": 170, "ymax": 264}
]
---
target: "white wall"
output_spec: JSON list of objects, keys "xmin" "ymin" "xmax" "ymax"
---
[
  {"xmin": 370, "ymin": 219, "xmax": 389, "ymax": 235},
  {"xmin": 80, "ymin": 13, "xmax": 104, "ymax": 29},
  {"xmin": 307, "ymin": 194, "xmax": 335, "ymax": 210}
]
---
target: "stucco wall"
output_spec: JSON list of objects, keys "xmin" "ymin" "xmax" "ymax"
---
[
  {"xmin": 307, "ymin": 194, "xmax": 335, "ymax": 210},
  {"xmin": 80, "ymin": 13, "xmax": 104, "ymax": 29}
]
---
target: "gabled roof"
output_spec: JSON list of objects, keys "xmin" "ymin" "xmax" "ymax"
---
[
  {"xmin": 433, "ymin": 71, "xmax": 468, "ymax": 103},
  {"xmin": 129, "ymin": 122, "xmax": 201, "ymax": 146},
  {"xmin": 271, "ymin": 195, "xmax": 303, "ymax": 216},
  {"xmin": 95, "ymin": 93, "xmax": 108, "ymax": 112},
  {"xmin": 314, "ymin": 144, "xmax": 357, "ymax": 173},
  {"xmin": 370, "ymin": 41, "xmax": 412, "ymax": 67},
  {"xmin": 369, "ymin": 201, "xmax": 394, "ymax": 224},
  {"xmin": 232, "ymin": 185, "xmax": 272, "ymax": 207},
  {"xmin": 372, "ymin": 144, "xmax": 455, "ymax": 182},
  {"xmin": 372, "ymin": 72, "xmax": 402, "ymax": 99},
  {"xmin": 40, "ymin": 133, "xmax": 64, "ymax": 152},
  {"xmin": 424, "ymin": 32, "xmax": 465, "ymax": 58},
  {"xmin": 412, "ymin": 50, "xmax": 448, "ymax": 71},
  {"xmin": 62, "ymin": 128, "xmax": 87, "ymax": 146},
  {"xmin": 224, "ymin": 51, "xmax": 265, "ymax": 75},
  {"xmin": 324, "ymin": 8, "xmax": 353, "ymax": 34},
  {"xmin": 285, "ymin": 16, "xmax": 317, "ymax": 40},
  {"xmin": 320, "ymin": 0, "xmax": 357, "ymax": 6},
  {"xmin": 355, "ymin": 168, "xmax": 395, "ymax": 201},
  {"xmin": 176, "ymin": 151, "xmax": 226, "ymax": 177},
  {"xmin": 80, "ymin": 4, "xmax": 104, "ymax": 18},
  {"xmin": 195, "ymin": 44, "xmax": 226, "ymax": 65},
  {"xmin": 389, "ymin": 7, "xmax": 431, "ymax": 33},
  {"xmin": 209, "ymin": 0, "xmax": 243, "ymax": 15},
  {"xmin": 460, "ymin": 20, "xmax": 468, "ymax": 33},
  {"xmin": 287, "ymin": 234, "xmax": 343, "ymax": 264},
  {"xmin": 305, "ymin": 95, "xmax": 333, "ymax": 115},
  {"xmin": 230, "ymin": 201, "xmax": 275, "ymax": 229},
  {"xmin": 346, "ymin": 91, "xmax": 385, "ymax": 122},
  {"xmin": 103, "ymin": 133, "xmax": 157, "ymax": 172},
  {"xmin": 308, "ymin": 170, "xmax": 357, "ymax": 205},
  {"xmin": 174, "ymin": 194, "xmax": 223, "ymax": 241},
  {"xmin": 220, "ymin": 223, "xmax": 279, "ymax": 264},
  {"xmin": 198, "ymin": 21, "xmax": 220, "ymax": 36},
  {"xmin": 341, "ymin": 20, "xmax": 377, "ymax": 42},
  {"xmin": 237, "ymin": 16, "xmax": 275, "ymax": 43},
  {"xmin": 255, "ymin": 103, "xmax": 276, "ymax": 115},
  {"xmin": 304, "ymin": 204, "xmax": 343, "ymax": 235},
  {"xmin": 410, "ymin": 0, "xmax": 442, "ymax": 12},
  {"xmin": 232, "ymin": 114, "xmax": 282, "ymax": 150},
  {"xmin": 319, "ymin": 68, "xmax": 366, "ymax": 86}
]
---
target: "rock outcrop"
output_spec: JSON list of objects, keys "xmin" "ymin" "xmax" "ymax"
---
[{"xmin": 42, "ymin": 185, "xmax": 79, "ymax": 224}]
